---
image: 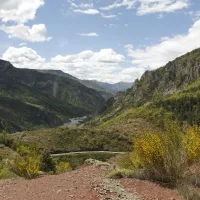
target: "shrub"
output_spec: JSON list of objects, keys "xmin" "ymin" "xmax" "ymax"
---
[
  {"xmin": 161, "ymin": 123, "xmax": 187, "ymax": 184},
  {"xmin": 116, "ymin": 153, "xmax": 135, "ymax": 170},
  {"xmin": 183, "ymin": 126, "xmax": 200, "ymax": 163},
  {"xmin": 132, "ymin": 132, "xmax": 164, "ymax": 169},
  {"xmin": 178, "ymin": 184, "xmax": 200, "ymax": 200},
  {"xmin": 0, "ymin": 159, "xmax": 16, "ymax": 179},
  {"xmin": 12, "ymin": 145, "xmax": 41, "ymax": 179},
  {"xmin": 106, "ymin": 169, "xmax": 135, "ymax": 179},
  {"xmin": 40, "ymin": 152, "xmax": 56, "ymax": 173},
  {"xmin": 0, "ymin": 131, "xmax": 7, "ymax": 145},
  {"xmin": 56, "ymin": 162, "xmax": 71, "ymax": 174},
  {"xmin": 131, "ymin": 122, "xmax": 188, "ymax": 185}
]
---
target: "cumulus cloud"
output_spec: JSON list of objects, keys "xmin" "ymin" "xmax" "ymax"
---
[
  {"xmin": 77, "ymin": 32, "xmax": 99, "ymax": 37},
  {"xmin": 125, "ymin": 19, "xmax": 200, "ymax": 69},
  {"xmin": 1, "ymin": 47, "xmax": 140, "ymax": 83},
  {"xmin": 73, "ymin": 9, "xmax": 99, "ymax": 15},
  {"xmin": 5, "ymin": 16, "xmax": 200, "ymax": 85},
  {"xmin": 0, "ymin": 24, "xmax": 52, "ymax": 42},
  {"xmin": 101, "ymin": 0, "xmax": 189, "ymax": 15},
  {"xmin": 2, "ymin": 46, "xmax": 45, "ymax": 68},
  {"xmin": 0, "ymin": 0, "xmax": 44, "ymax": 23},
  {"xmin": 51, "ymin": 49, "xmax": 125, "ymax": 64}
]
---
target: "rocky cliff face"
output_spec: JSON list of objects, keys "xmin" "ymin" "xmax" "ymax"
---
[{"xmin": 116, "ymin": 48, "xmax": 200, "ymax": 107}]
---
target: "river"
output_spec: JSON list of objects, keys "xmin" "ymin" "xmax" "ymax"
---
[{"xmin": 64, "ymin": 116, "xmax": 88, "ymax": 127}]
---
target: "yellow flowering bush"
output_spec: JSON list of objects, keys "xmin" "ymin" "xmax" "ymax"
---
[
  {"xmin": 131, "ymin": 121, "xmax": 200, "ymax": 185},
  {"xmin": 12, "ymin": 145, "xmax": 41, "ymax": 179},
  {"xmin": 131, "ymin": 122, "xmax": 189, "ymax": 184},
  {"xmin": 183, "ymin": 126, "xmax": 200, "ymax": 163},
  {"xmin": 132, "ymin": 132, "xmax": 163, "ymax": 168}
]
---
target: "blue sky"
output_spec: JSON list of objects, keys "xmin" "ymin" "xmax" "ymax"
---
[{"xmin": 0, "ymin": 0, "xmax": 200, "ymax": 83}]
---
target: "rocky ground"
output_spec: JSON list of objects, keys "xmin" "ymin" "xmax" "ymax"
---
[{"xmin": 0, "ymin": 159, "xmax": 183, "ymax": 200}]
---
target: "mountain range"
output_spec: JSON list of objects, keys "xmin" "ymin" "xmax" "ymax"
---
[
  {"xmin": 0, "ymin": 60, "xmax": 131, "ymax": 132},
  {"xmin": 38, "ymin": 70, "xmax": 133, "ymax": 100}
]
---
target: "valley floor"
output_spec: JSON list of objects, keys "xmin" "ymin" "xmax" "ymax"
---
[{"xmin": 0, "ymin": 164, "xmax": 183, "ymax": 200}]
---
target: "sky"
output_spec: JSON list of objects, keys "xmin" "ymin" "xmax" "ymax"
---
[{"xmin": 0, "ymin": 0, "xmax": 200, "ymax": 83}]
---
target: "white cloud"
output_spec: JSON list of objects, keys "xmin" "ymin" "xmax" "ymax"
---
[
  {"xmin": 104, "ymin": 24, "xmax": 119, "ymax": 28},
  {"xmin": 0, "ymin": 24, "xmax": 52, "ymax": 42},
  {"xmin": 77, "ymin": 32, "xmax": 99, "ymax": 37},
  {"xmin": 79, "ymin": 3, "xmax": 94, "ymax": 8},
  {"xmin": 101, "ymin": 13, "xmax": 117, "ymax": 18},
  {"xmin": 0, "ymin": 0, "xmax": 44, "ymax": 23},
  {"xmin": 73, "ymin": 9, "xmax": 99, "ymax": 15},
  {"xmin": 52, "ymin": 49, "xmax": 125, "ymax": 64},
  {"xmin": 188, "ymin": 10, "xmax": 200, "ymax": 21},
  {"xmin": 67, "ymin": 1, "xmax": 118, "ymax": 19},
  {"xmin": 137, "ymin": 0, "xmax": 188, "ymax": 15},
  {"xmin": 48, "ymin": 49, "xmax": 140, "ymax": 82},
  {"xmin": 125, "ymin": 19, "xmax": 200, "ymax": 69},
  {"xmin": 5, "ymin": 17, "xmax": 200, "ymax": 85},
  {"xmin": 67, "ymin": 0, "xmax": 93, "ymax": 8},
  {"xmin": 2, "ymin": 47, "xmax": 140, "ymax": 83},
  {"xmin": 2, "ymin": 46, "xmax": 45, "ymax": 68},
  {"xmin": 101, "ymin": 0, "xmax": 189, "ymax": 15},
  {"xmin": 19, "ymin": 43, "xmax": 27, "ymax": 46},
  {"xmin": 101, "ymin": 0, "xmax": 136, "ymax": 10}
]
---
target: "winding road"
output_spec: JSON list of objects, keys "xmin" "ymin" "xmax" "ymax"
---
[{"xmin": 51, "ymin": 151, "xmax": 125, "ymax": 157}]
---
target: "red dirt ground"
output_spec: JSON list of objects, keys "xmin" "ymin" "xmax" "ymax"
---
[
  {"xmin": 120, "ymin": 178, "xmax": 183, "ymax": 200},
  {"xmin": 0, "ymin": 165, "xmax": 184, "ymax": 200}
]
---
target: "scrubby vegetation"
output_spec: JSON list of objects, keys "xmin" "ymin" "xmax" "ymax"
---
[
  {"xmin": 157, "ymin": 78, "xmax": 200, "ymax": 125},
  {"xmin": 100, "ymin": 105, "xmax": 173, "ymax": 129},
  {"xmin": 55, "ymin": 162, "xmax": 71, "ymax": 174},
  {"xmin": 0, "ymin": 158, "xmax": 16, "ymax": 179},
  {"xmin": 9, "ymin": 127, "xmax": 132, "ymax": 153},
  {"xmin": 107, "ymin": 121, "xmax": 200, "ymax": 199},
  {"xmin": 0, "ymin": 141, "xmax": 71, "ymax": 179},
  {"xmin": 53, "ymin": 152, "xmax": 119, "ymax": 169},
  {"xmin": 131, "ymin": 122, "xmax": 188, "ymax": 185},
  {"xmin": 12, "ymin": 144, "xmax": 42, "ymax": 179}
]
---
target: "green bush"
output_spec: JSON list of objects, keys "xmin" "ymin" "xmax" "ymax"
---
[
  {"xmin": 178, "ymin": 184, "xmax": 200, "ymax": 200},
  {"xmin": 40, "ymin": 151, "xmax": 56, "ymax": 173},
  {"xmin": 116, "ymin": 153, "xmax": 134, "ymax": 170},
  {"xmin": 106, "ymin": 169, "xmax": 135, "ymax": 179},
  {"xmin": 0, "ymin": 159, "xmax": 16, "ymax": 179},
  {"xmin": 0, "ymin": 131, "xmax": 7, "ymax": 145}
]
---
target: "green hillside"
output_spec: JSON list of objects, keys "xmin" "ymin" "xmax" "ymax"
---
[
  {"xmin": 38, "ymin": 69, "xmax": 132, "ymax": 100},
  {"xmin": 0, "ymin": 60, "xmax": 105, "ymax": 132},
  {"xmin": 91, "ymin": 48, "xmax": 200, "ymax": 125}
]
